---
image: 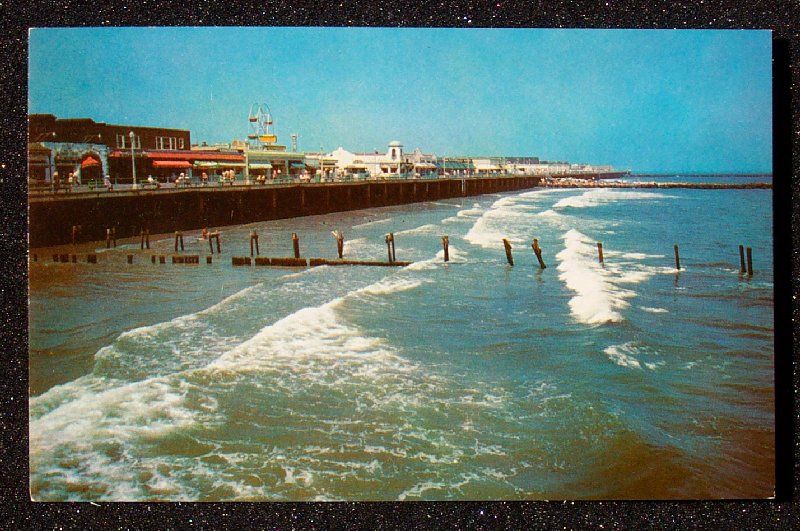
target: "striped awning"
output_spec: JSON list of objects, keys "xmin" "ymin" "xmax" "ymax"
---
[
  {"xmin": 153, "ymin": 160, "xmax": 192, "ymax": 169},
  {"xmin": 248, "ymin": 163, "xmax": 273, "ymax": 169},
  {"xmin": 194, "ymin": 161, "xmax": 246, "ymax": 169}
]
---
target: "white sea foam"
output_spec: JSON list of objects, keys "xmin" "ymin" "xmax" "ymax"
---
[
  {"xmin": 457, "ymin": 207, "xmax": 484, "ymax": 218},
  {"xmin": 395, "ymin": 224, "xmax": 439, "ymax": 236},
  {"xmin": 555, "ymin": 230, "xmax": 636, "ymax": 324},
  {"xmin": 603, "ymin": 342, "xmax": 662, "ymax": 371},
  {"xmin": 398, "ymin": 481, "xmax": 447, "ymax": 501},
  {"xmin": 537, "ymin": 209, "xmax": 561, "ymax": 218},
  {"xmin": 604, "ymin": 343, "xmax": 643, "ymax": 369},
  {"xmin": 353, "ymin": 277, "xmax": 428, "ymax": 297},
  {"xmin": 553, "ymin": 189, "xmax": 671, "ymax": 210},
  {"xmin": 640, "ymin": 306, "xmax": 668, "ymax": 314},
  {"xmin": 464, "ymin": 196, "xmax": 535, "ymax": 249}
]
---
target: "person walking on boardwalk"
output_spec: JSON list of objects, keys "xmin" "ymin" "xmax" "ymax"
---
[
  {"xmin": 52, "ymin": 171, "xmax": 60, "ymax": 193},
  {"xmin": 67, "ymin": 172, "xmax": 74, "ymax": 193}
]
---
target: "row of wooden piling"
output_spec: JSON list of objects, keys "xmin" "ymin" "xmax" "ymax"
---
[
  {"xmin": 38, "ymin": 229, "xmax": 759, "ymax": 277},
  {"xmin": 499, "ymin": 238, "xmax": 755, "ymax": 276},
  {"xmin": 230, "ymin": 256, "xmax": 411, "ymax": 267}
]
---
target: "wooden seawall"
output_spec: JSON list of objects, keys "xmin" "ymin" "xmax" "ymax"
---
[{"xmin": 29, "ymin": 176, "xmax": 540, "ymax": 248}]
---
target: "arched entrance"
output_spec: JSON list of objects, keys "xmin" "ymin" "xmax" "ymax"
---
[{"xmin": 80, "ymin": 153, "xmax": 102, "ymax": 183}]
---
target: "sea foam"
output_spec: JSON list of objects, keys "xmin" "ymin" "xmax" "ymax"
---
[{"xmin": 555, "ymin": 230, "xmax": 637, "ymax": 324}]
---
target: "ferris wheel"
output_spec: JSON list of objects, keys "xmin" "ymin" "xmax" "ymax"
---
[{"xmin": 247, "ymin": 103, "xmax": 277, "ymax": 146}]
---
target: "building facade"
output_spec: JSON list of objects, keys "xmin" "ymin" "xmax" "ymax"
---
[{"xmin": 29, "ymin": 114, "xmax": 193, "ymax": 184}]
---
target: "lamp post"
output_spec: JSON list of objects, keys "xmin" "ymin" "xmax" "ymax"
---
[
  {"xmin": 46, "ymin": 132, "xmax": 56, "ymax": 183},
  {"xmin": 129, "ymin": 131, "xmax": 137, "ymax": 190}
]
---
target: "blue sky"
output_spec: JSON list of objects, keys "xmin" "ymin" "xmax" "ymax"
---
[{"xmin": 29, "ymin": 28, "xmax": 772, "ymax": 173}]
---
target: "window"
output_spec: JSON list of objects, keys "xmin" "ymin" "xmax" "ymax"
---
[
  {"xmin": 156, "ymin": 136, "xmax": 180, "ymax": 150},
  {"xmin": 117, "ymin": 134, "xmax": 141, "ymax": 149}
]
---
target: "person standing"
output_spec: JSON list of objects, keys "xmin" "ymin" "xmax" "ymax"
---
[{"xmin": 53, "ymin": 171, "xmax": 60, "ymax": 193}]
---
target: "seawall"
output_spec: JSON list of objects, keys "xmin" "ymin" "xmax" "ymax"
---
[{"xmin": 29, "ymin": 175, "xmax": 541, "ymax": 248}]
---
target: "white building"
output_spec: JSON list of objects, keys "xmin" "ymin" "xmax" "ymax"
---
[
  {"xmin": 326, "ymin": 141, "xmax": 436, "ymax": 179},
  {"xmin": 472, "ymin": 157, "xmax": 504, "ymax": 174}
]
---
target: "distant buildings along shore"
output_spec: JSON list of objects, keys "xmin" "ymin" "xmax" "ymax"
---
[{"xmin": 27, "ymin": 113, "xmax": 625, "ymax": 186}]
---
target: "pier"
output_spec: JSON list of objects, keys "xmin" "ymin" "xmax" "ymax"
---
[{"xmin": 29, "ymin": 175, "xmax": 540, "ymax": 248}]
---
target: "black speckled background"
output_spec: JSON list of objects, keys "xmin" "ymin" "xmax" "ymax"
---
[{"xmin": 1, "ymin": 1, "xmax": 796, "ymax": 527}]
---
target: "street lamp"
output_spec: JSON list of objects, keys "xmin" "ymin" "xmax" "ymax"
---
[
  {"xmin": 129, "ymin": 131, "xmax": 137, "ymax": 190},
  {"xmin": 48, "ymin": 131, "xmax": 56, "ymax": 183}
]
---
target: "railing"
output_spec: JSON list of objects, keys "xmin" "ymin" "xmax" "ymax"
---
[{"xmin": 28, "ymin": 171, "xmax": 533, "ymax": 198}]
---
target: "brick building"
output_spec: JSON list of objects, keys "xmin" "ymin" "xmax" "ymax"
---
[{"xmin": 28, "ymin": 114, "xmax": 193, "ymax": 184}]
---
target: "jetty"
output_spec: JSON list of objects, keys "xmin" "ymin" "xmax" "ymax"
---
[{"xmin": 542, "ymin": 180, "xmax": 772, "ymax": 190}]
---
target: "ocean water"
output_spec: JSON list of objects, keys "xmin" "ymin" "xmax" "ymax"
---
[{"xmin": 29, "ymin": 181, "xmax": 774, "ymax": 501}]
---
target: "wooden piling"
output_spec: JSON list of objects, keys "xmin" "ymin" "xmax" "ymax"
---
[
  {"xmin": 532, "ymin": 238, "xmax": 546, "ymax": 269},
  {"xmin": 71, "ymin": 225, "xmax": 78, "ymax": 245},
  {"xmin": 140, "ymin": 230, "xmax": 146, "ymax": 250},
  {"xmin": 597, "ymin": 242, "xmax": 604, "ymax": 264},
  {"xmin": 250, "ymin": 231, "xmax": 259, "ymax": 256},
  {"xmin": 442, "ymin": 235, "xmax": 450, "ymax": 262},
  {"xmin": 746, "ymin": 247, "xmax": 753, "ymax": 276},
  {"xmin": 174, "ymin": 231, "xmax": 184, "ymax": 252},
  {"xmin": 332, "ymin": 230, "xmax": 344, "ymax": 259},
  {"xmin": 232, "ymin": 256, "xmax": 252, "ymax": 266},
  {"xmin": 208, "ymin": 232, "xmax": 221, "ymax": 254},
  {"xmin": 53, "ymin": 254, "xmax": 59, "ymax": 262},
  {"xmin": 206, "ymin": 255, "xmax": 212, "ymax": 264},
  {"xmin": 87, "ymin": 254, "xmax": 97, "ymax": 264},
  {"xmin": 739, "ymin": 245, "xmax": 746, "ymax": 273},
  {"xmin": 151, "ymin": 255, "xmax": 156, "ymax": 264},
  {"xmin": 385, "ymin": 234, "xmax": 393, "ymax": 263},
  {"xmin": 106, "ymin": 228, "xmax": 111, "ymax": 249},
  {"xmin": 111, "ymin": 227, "xmax": 117, "ymax": 247},
  {"xmin": 70, "ymin": 254, "xmax": 77, "ymax": 263},
  {"xmin": 673, "ymin": 244, "xmax": 681, "ymax": 270},
  {"xmin": 60, "ymin": 253, "xmax": 69, "ymax": 263},
  {"xmin": 159, "ymin": 255, "xmax": 166, "ymax": 264},
  {"xmin": 292, "ymin": 233, "xmax": 300, "ymax": 259},
  {"xmin": 390, "ymin": 233, "xmax": 396, "ymax": 263},
  {"xmin": 502, "ymin": 239, "xmax": 514, "ymax": 266},
  {"xmin": 145, "ymin": 229, "xmax": 150, "ymax": 249}
]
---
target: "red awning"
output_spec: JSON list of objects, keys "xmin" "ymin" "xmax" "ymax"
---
[
  {"xmin": 152, "ymin": 160, "xmax": 192, "ymax": 169},
  {"xmin": 146, "ymin": 150, "xmax": 244, "ymax": 162},
  {"xmin": 81, "ymin": 158, "xmax": 100, "ymax": 168}
]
